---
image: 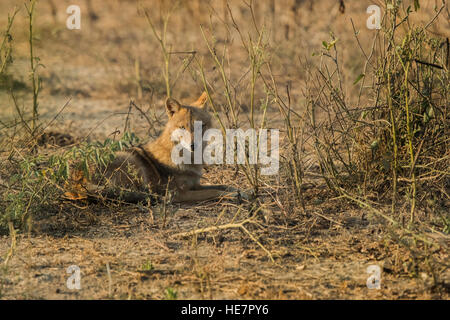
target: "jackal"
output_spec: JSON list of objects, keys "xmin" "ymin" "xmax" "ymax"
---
[{"xmin": 79, "ymin": 92, "xmax": 244, "ymax": 203}]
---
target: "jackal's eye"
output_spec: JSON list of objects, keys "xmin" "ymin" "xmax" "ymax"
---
[{"xmin": 179, "ymin": 126, "xmax": 185, "ymax": 130}]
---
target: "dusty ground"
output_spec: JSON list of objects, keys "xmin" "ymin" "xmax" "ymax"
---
[
  {"xmin": 1, "ymin": 178, "xmax": 447, "ymax": 300},
  {"xmin": 1, "ymin": 186, "xmax": 448, "ymax": 299},
  {"xmin": 0, "ymin": 0, "xmax": 449, "ymax": 299}
]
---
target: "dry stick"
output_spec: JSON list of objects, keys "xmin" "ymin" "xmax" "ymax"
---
[
  {"xmin": 260, "ymin": 62, "xmax": 310, "ymax": 203},
  {"xmin": 424, "ymin": 1, "xmax": 446, "ymax": 30},
  {"xmin": 196, "ymin": 57, "xmax": 255, "ymax": 190},
  {"xmin": 222, "ymin": 0, "xmax": 228, "ymax": 25},
  {"xmin": 169, "ymin": 50, "xmax": 196, "ymax": 77},
  {"xmin": 286, "ymin": 85, "xmax": 305, "ymax": 209},
  {"xmin": 248, "ymin": 26, "xmax": 266, "ymax": 195},
  {"xmin": 123, "ymin": 100, "xmax": 133, "ymax": 134},
  {"xmin": 3, "ymin": 221, "xmax": 16, "ymax": 266},
  {"xmin": 387, "ymin": 72, "xmax": 398, "ymax": 215},
  {"xmin": 10, "ymin": 90, "xmax": 33, "ymax": 136},
  {"xmin": 227, "ymin": 3, "xmax": 248, "ymax": 52},
  {"xmin": 130, "ymin": 100, "xmax": 153, "ymax": 127},
  {"xmin": 385, "ymin": 11, "xmax": 399, "ymax": 215},
  {"xmin": 19, "ymin": 177, "xmax": 49, "ymax": 231},
  {"xmin": 134, "ymin": 57, "xmax": 143, "ymax": 100},
  {"xmin": 0, "ymin": 7, "xmax": 19, "ymax": 74},
  {"xmin": 314, "ymin": 209, "xmax": 343, "ymax": 227},
  {"xmin": 222, "ymin": 3, "xmax": 268, "ymax": 193},
  {"xmin": 394, "ymin": 32, "xmax": 416, "ymax": 224},
  {"xmin": 240, "ymin": 225, "xmax": 274, "ymax": 263},
  {"xmin": 196, "ymin": 58, "xmax": 226, "ymax": 135},
  {"xmin": 305, "ymin": 65, "xmax": 351, "ymax": 190},
  {"xmin": 79, "ymin": 112, "xmax": 131, "ymax": 143},
  {"xmin": 414, "ymin": 59, "xmax": 444, "ymax": 70},
  {"xmin": 350, "ymin": 18, "xmax": 380, "ymax": 107},
  {"xmin": 339, "ymin": 189, "xmax": 434, "ymax": 246},
  {"xmin": 25, "ymin": 0, "xmax": 39, "ymax": 136},
  {"xmin": 172, "ymin": 212, "xmax": 275, "ymax": 263},
  {"xmin": 446, "ymin": 37, "xmax": 449, "ymax": 70},
  {"xmin": 7, "ymin": 96, "xmax": 73, "ymax": 154},
  {"xmin": 143, "ymin": 6, "xmax": 173, "ymax": 98},
  {"xmin": 246, "ymin": 0, "xmax": 260, "ymax": 36},
  {"xmin": 42, "ymin": 98, "xmax": 73, "ymax": 132},
  {"xmin": 200, "ymin": 25, "xmax": 238, "ymax": 127},
  {"xmin": 172, "ymin": 220, "xmax": 245, "ymax": 238},
  {"xmin": 265, "ymin": 60, "xmax": 307, "ymax": 121}
]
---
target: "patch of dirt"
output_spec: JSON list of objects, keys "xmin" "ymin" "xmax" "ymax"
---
[
  {"xmin": 1, "ymin": 179, "xmax": 448, "ymax": 299},
  {"xmin": 0, "ymin": 0, "xmax": 448, "ymax": 300}
]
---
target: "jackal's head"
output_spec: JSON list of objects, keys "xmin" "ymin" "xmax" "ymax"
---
[{"xmin": 163, "ymin": 92, "xmax": 213, "ymax": 157}]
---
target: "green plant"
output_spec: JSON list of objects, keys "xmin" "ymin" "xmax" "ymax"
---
[
  {"xmin": 141, "ymin": 260, "xmax": 154, "ymax": 271},
  {"xmin": 142, "ymin": 3, "xmax": 196, "ymax": 100},
  {"xmin": 25, "ymin": 0, "xmax": 41, "ymax": 136},
  {"xmin": 0, "ymin": 7, "xmax": 28, "ymax": 94},
  {"xmin": 197, "ymin": 2, "xmax": 275, "ymax": 197},
  {"xmin": 303, "ymin": 0, "xmax": 448, "ymax": 226},
  {"xmin": 0, "ymin": 6, "xmax": 18, "ymax": 75},
  {"xmin": 0, "ymin": 132, "xmax": 141, "ymax": 233},
  {"xmin": 165, "ymin": 287, "xmax": 178, "ymax": 300}
]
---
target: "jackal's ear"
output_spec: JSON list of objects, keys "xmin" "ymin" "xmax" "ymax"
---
[
  {"xmin": 165, "ymin": 98, "xmax": 181, "ymax": 118},
  {"xmin": 191, "ymin": 92, "xmax": 208, "ymax": 108}
]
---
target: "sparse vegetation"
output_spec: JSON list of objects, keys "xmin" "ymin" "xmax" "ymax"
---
[
  {"xmin": 303, "ymin": 1, "xmax": 449, "ymax": 226},
  {"xmin": 165, "ymin": 287, "xmax": 178, "ymax": 300},
  {"xmin": 0, "ymin": 0, "xmax": 448, "ymax": 299},
  {"xmin": 141, "ymin": 260, "xmax": 154, "ymax": 272}
]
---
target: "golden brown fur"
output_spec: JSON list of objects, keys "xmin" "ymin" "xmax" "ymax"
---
[{"xmin": 96, "ymin": 92, "xmax": 243, "ymax": 203}]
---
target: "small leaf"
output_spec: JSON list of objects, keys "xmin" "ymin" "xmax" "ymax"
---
[
  {"xmin": 353, "ymin": 73, "xmax": 365, "ymax": 85},
  {"xmin": 361, "ymin": 110, "xmax": 368, "ymax": 119},
  {"xmin": 414, "ymin": 0, "xmax": 420, "ymax": 11},
  {"xmin": 95, "ymin": 148, "xmax": 100, "ymax": 163},
  {"xmin": 328, "ymin": 39, "xmax": 338, "ymax": 49},
  {"xmin": 83, "ymin": 158, "xmax": 90, "ymax": 180}
]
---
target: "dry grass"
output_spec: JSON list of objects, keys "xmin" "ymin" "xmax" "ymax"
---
[{"xmin": 0, "ymin": 0, "xmax": 449, "ymax": 299}]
